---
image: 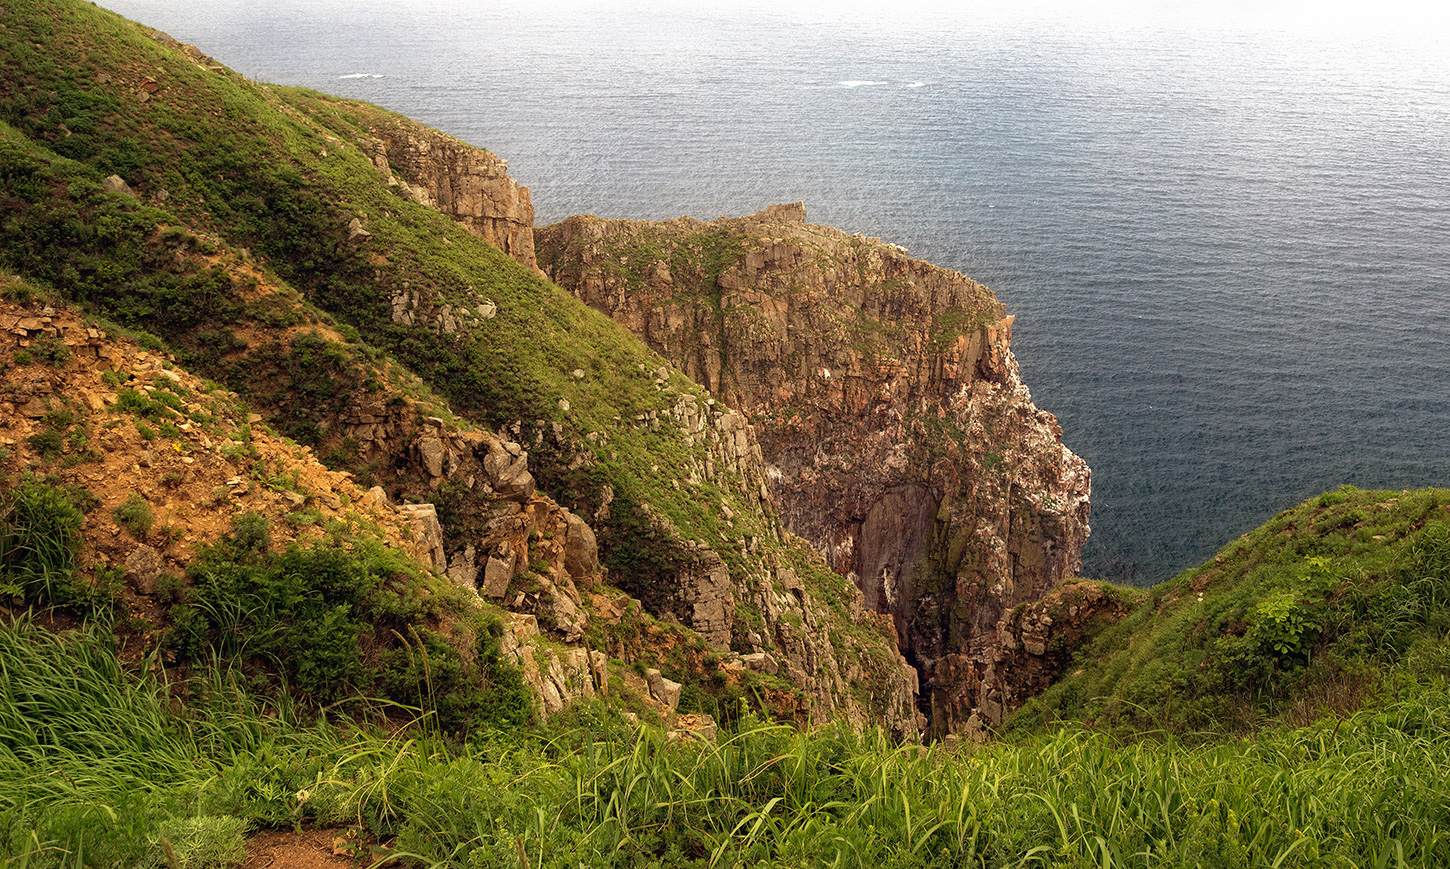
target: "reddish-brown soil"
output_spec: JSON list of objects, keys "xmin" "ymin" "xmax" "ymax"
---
[{"xmin": 243, "ymin": 828, "xmax": 389, "ymax": 869}]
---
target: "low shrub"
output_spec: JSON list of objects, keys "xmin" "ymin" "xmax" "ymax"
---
[{"xmin": 112, "ymin": 492, "xmax": 154, "ymax": 538}]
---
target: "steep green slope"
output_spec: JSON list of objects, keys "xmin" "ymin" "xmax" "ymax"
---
[
  {"xmin": 0, "ymin": 0, "xmax": 916, "ymax": 728},
  {"xmin": 1011, "ymin": 485, "xmax": 1450, "ymax": 735}
]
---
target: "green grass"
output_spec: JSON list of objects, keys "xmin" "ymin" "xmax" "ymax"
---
[
  {"xmin": 1011, "ymin": 486, "xmax": 1450, "ymax": 737},
  {"xmin": 0, "ymin": 476, "xmax": 98, "ymax": 610},
  {"xmin": 2, "ymin": 617, "xmax": 1448, "ymax": 868},
  {"xmin": 111, "ymin": 493, "xmax": 153, "ymax": 539}
]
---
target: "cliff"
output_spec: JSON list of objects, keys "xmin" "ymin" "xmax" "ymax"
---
[
  {"xmin": 537, "ymin": 204, "xmax": 1092, "ymax": 735},
  {"xmin": 361, "ymin": 117, "xmax": 540, "ymax": 273},
  {"xmin": 0, "ymin": 0, "xmax": 918, "ymax": 736}
]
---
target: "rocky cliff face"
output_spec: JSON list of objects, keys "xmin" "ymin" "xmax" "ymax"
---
[
  {"xmin": 362, "ymin": 119, "xmax": 539, "ymax": 272},
  {"xmin": 536, "ymin": 204, "xmax": 1091, "ymax": 736},
  {"xmin": 933, "ymin": 580, "xmax": 1131, "ymax": 739}
]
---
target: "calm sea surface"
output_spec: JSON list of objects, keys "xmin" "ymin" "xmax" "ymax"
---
[{"xmin": 99, "ymin": 0, "xmax": 1450, "ymax": 583}]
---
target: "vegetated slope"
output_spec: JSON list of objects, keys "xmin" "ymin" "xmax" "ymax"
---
[
  {"xmin": 0, "ymin": 0, "xmax": 917, "ymax": 731},
  {"xmin": 0, "ymin": 283, "xmax": 538, "ymax": 732},
  {"xmin": 1011, "ymin": 485, "xmax": 1450, "ymax": 735},
  {"xmin": 7, "ymin": 618, "xmax": 1449, "ymax": 868},
  {"xmin": 537, "ymin": 205, "xmax": 1092, "ymax": 737},
  {"xmin": 0, "ymin": 284, "xmax": 760, "ymax": 732}
]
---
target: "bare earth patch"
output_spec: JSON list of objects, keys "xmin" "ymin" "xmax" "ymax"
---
[{"xmin": 243, "ymin": 828, "xmax": 385, "ymax": 869}]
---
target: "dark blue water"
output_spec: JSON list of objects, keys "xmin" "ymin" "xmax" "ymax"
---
[{"xmin": 99, "ymin": 0, "xmax": 1450, "ymax": 583}]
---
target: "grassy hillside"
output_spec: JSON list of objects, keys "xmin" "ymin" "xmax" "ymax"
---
[
  {"xmin": 0, "ymin": 0, "xmax": 914, "ymax": 725},
  {"xmin": 1011, "ymin": 485, "xmax": 1450, "ymax": 736},
  {"xmin": 0, "ymin": 284, "xmax": 533, "ymax": 737}
]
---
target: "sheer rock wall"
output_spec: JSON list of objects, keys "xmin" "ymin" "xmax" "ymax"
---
[{"xmin": 537, "ymin": 203, "xmax": 1091, "ymax": 736}]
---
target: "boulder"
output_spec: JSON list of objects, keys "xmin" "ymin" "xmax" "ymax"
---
[
  {"xmin": 124, "ymin": 544, "xmax": 166, "ymax": 595},
  {"xmin": 538, "ymin": 578, "xmax": 587, "ymax": 642},
  {"xmin": 415, "ymin": 434, "xmax": 446, "ymax": 478},
  {"xmin": 397, "ymin": 503, "xmax": 446, "ymax": 571},
  {"xmin": 102, "ymin": 175, "xmax": 134, "ymax": 197},
  {"xmin": 482, "ymin": 440, "xmax": 534, "ymax": 501},
  {"xmin": 481, "ymin": 542, "xmax": 515, "ymax": 598},
  {"xmin": 741, "ymin": 652, "xmax": 779, "ymax": 676},
  {"xmin": 645, "ymin": 668, "xmax": 682, "ymax": 711}
]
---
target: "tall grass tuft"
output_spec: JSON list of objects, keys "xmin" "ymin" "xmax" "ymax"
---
[
  {"xmin": 0, "ymin": 478, "xmax": 84, "ymax": 603},
  {"xmin": 3, "ymin": 617, "xmax": 1450, "ymax": 867}
]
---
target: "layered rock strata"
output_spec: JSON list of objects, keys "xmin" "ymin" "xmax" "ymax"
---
[
  {"xmin": 362, "ymin": 119, "xmax": 539, "ymax": 272},
  {"xmin": 536, "ymin": 204, "xmax": 1091, "ymax": 736}
]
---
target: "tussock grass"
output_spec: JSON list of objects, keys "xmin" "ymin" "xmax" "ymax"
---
[{"xmin": 3, "ymin": 618, "xmax": 1448, "ymax": 868}]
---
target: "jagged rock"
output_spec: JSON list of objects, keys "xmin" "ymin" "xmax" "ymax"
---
[
  {"xmin": 537, "ymin": 577, "xmax": 587, "ymax": 642},
  {"xmin": 365, "ymin": 120, "xmax": 539, "ymax": 272},
  {"xmin": 740, "ymin": 652, "xmax": 779, "ymax": 676},
  {"xmin": 447, "ymin": 544, "xmax": 478, "ymax": 591},
  {"xmin": 482, "ymin": 439, "xmax": 535, "ymax": 501},
  {"xmin": 363, "ymin": 485, "xmax": 391, "ymax": 510},
  {"xmin": 477, "ymin": 300, "xmax": 497, "ymax": 319},
  {"xmin": 481, "ymin": 542, "xmax": 515, "ymax": 598},
  {"xmin": 390, "ymin": 285, "xmax": 417, "ymax": 325},
  {"xmin": 932, "ymin": 581, "xmax": 1130, "ymax": 739},
  {"xmin": 646, "ymin": 668, "xmax": 682, "ymax": 711},
  {"xmin": 347, "ymin": 216, "xmax": 371, "ymax": 242},
  {"xmin": 399, "ymin": 181, "xmax": 434, "ymax": 207},
  {"xmin": 124, "ymin": 544, "xmax": 166, "ymax": 595},
  {"xmin": 437, "ymin": 304, "xmax": 458, "ymax": 334},
  {"xmin": 562, "ymin": 510, "xmax": 598, "ymax": 583},
  {"xmin": 415, "ymin": 434, "xmax": 446, "ymax": 478},
  {"xmin": 497, "ymin": 614, "xmax": 611, "ymax": 718},
  {"xmin": 397, "ymin": 502, "xmax": 446, "ymax": 571},
  {"xmin": 102, "ymin": 175, "xmax": 134, "ymax": 197}
]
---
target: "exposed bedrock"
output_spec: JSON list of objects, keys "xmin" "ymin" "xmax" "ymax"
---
[
  {"xmin": 537, "ymin": 203, "xmax": 1092, "ymax": 736},
  {"xmin": 361, "ymin": 119, "xmax": 540, "ymax": 272}
]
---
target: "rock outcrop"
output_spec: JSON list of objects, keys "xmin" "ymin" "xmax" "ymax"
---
[
  {"xmin": 536, "ymin": 204, "xmax": 1091, "ymax": 736},
  {"xmin": 242, "ymin": 324, "xmax": 918, "ymax": 735},
  {"xmin": 932, "ymin": 580, "xmax": 1131, "ymax": 739},
  {"xmin": 362, "ymin": 119, "xmax": 539, "ymax": 272}
]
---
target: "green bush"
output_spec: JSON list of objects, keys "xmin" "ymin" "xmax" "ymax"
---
[
  {"xmin": 30, "ymin": 336, "xmax": 71, "ymax": 366},
  {"xmin": 166, "ymin": 515, "xmax": 529, "ymax": 726},
  {"xmin": 112, "ymin": 492, "xmax": 153, "ymax": 538},
  {"xmin": 27, "ymin": 428, "xmax": 63, "ymax": 459},
  {"xmin": 149, "ymin": 816, "xmax": 246, "ymax": 869}
]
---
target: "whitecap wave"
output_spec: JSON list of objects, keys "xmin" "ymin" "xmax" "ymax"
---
[
  {"xmin": 905, "ymin": 81, "xmax": 927, "ymax": 88},
  {"xmin": 339, "ymin": 73, "xmax": 385, "ymax": 79},
  {"xmin": 838, "ymin": 80, "xmax": 885, "ymax": 88}
]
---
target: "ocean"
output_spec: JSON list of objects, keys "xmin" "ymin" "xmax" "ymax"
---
[{"xmin": 97, "ymin": 0, "xmax": 1450, "ymax": 584}]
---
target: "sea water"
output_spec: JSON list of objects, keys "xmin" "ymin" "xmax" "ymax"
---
[{"xmin": 96, "ymin": 0, "xmax": 1450, "ymax": 584}]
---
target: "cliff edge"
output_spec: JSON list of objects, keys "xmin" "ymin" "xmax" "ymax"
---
[{"xmin": 538, "ymin": 204, "xmax": 1092, "ymax": 735}]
